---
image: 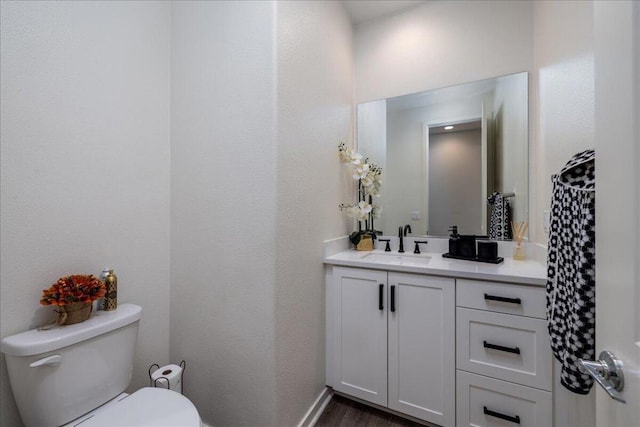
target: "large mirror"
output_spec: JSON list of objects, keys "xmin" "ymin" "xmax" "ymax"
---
[{"xmin": 357, "ymin": 72, "xmax": 528, "ymax": 239}]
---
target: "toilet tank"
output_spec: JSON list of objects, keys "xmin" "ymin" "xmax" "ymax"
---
[{"xmin": 0, "ymin": 304, "xmax": 142, "ymax": 427}]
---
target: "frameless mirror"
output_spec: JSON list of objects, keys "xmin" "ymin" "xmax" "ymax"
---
[{"xmin": 357, "ymin": 72, "xmax": 528, "ymax": 239}]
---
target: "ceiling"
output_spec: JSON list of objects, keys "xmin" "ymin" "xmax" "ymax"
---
[{"xmin": 342, "ymin": 0, "xmax": 427, "ymax": 25}]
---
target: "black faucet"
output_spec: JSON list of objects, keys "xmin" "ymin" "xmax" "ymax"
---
[
  {"xmin": 398, "ymin": 224, "xmax": 412, "ymax": 253},
  {"xmin": 414, "ymin": 240, "xmax": 429, "ymax": 254},
  {"xmin": 378, "ymin": 238, "xmax": 391, "ymax": 252}
]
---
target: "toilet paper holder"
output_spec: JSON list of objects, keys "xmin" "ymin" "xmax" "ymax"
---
[{"xmin": 148, "ymin": 360, "xmax": 186, "ymax": 394}]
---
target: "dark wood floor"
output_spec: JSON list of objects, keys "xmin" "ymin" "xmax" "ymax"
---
[{"xmin": 315, "ymin": 394, "xmax": 427, "ymax": 427}]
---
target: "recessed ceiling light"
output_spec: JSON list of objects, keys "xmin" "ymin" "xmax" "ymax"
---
[{"xmin": 444, "ymin": 125, "xmax": 454, "ymax": 130}]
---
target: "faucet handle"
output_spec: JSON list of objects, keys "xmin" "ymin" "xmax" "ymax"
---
[
  {"xmin": 378, "ymin": 239, "xmax": 391, "ymax": 252},
  {"xmin": 414, "ymin": 240, "xmax": 429, "ymax": 254}
]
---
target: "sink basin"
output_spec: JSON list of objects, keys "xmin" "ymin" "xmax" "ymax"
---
[{"xmin": 361, "ymin": 252, "xmax": 431, "ymax": 265}]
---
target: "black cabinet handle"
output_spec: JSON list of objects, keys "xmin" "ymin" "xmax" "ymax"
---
[
  {"xmin": 379, "ymin": 284, "xmax": 384, "ymax": 311},
  {"xmin": 484, "ymin": 293, "xmax": 522, "ymax": 305},
  {"xmin": 390, "ymin": 285, "xmax": 396, "ymax": 312},
  {"xmin": 483, "ymin": 341, "xmax": 521, "ymax": 354},
  {"xmin": 484, "ymin": 406, "xmax": 521, "ymax": 424}
]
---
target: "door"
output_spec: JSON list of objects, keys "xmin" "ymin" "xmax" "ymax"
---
[
  {"xmin": 387, "ymin": 272, "xmax": 455, "ymax": 426},
  {"xmin": 332, "ymin": 267, "xmax": 388, "ymax": 406},
  {"xmin": 594, "ymin": 1, "xmax": 639, "ymax": 424}
]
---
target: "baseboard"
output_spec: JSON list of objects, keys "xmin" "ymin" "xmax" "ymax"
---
[
  {"xmin": 201, "ymin": 388, "xmax": 332, "ymax": 427},
  {"xmin": 297, "ymin": 387, "xmax": 333, "ymax": 427}
]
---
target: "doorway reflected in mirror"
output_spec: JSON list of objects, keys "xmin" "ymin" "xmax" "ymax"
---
[{"xmin": 357, "ymin": 72, "xmax": 528, "ymax": 239}]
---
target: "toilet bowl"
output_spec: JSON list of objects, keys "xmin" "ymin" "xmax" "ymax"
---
[{"xmin": 1, "ymin": 304, "xmax": 201, "ymax": 427}]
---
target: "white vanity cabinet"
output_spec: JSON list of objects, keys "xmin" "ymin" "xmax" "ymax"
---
[
  {"xmin": 388, "ymin": 272, "xmax": 455, "ymax": 425},
  {"xmin": 330, "ymin": 267, "xmax": 388, "ymax": 406},
  {"xmin": 329, "ymin": 266, "xmax": 456, "ymax": 426},
  {"xmin": 455, "ymin": 279, "xmax": 553, "ymax": 427},
  {"xmin": 324, "ymin": 247, "xmax": 551, "ymax": 427}
]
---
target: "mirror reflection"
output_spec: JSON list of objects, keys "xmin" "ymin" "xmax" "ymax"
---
[{"xmin": 357, "ymin": 72, "xmax": 528, "ymax": 239}]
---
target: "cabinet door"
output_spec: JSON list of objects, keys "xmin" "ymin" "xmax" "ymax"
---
[
  {"xmin": 388, "ymin": 272, "xmax": 455, "ymax": 426},
  {"xmin": 332, "ymin": 267, "xmax": 388, "ymax": 406}
]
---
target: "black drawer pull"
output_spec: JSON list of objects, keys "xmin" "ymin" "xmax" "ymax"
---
[
  {"xmin": 484, "ymin": 293, "xmax": 522, "ymax": 305},
  {"xmin": 390, "ymin": 285, "xmax": 396, "ymax": 312},
  {"xmin": 483, "ymin": 341, "xmax": 521, "ymax": 354},
  {"xmin": 484, "ymin": 406, "xmax": 521, "ymax": 424},
  {"xmin": 379, "ymin": 284, "xmax": 384, "ymax": 311}
]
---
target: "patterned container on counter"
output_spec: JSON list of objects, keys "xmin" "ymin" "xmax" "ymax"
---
[{"xmin": 104, "ymin": 270, "xmax": 118, "ymax": 311}]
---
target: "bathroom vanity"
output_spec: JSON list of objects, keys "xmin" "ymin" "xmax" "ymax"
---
[{"xmin": 324, "ymin": 239, "xmax": 551, "ymax": 427}]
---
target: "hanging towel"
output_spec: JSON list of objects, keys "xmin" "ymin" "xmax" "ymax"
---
[
  {"xmin": 546, "ymin": 149, "xmax": 596, "ymax": 394},
  {"xmin": 487, "ymin": 192, "xmax": 512, "ymax": 240}
]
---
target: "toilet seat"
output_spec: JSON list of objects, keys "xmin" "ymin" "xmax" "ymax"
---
[{"xmin": 77, "ymin": 387, "xmax": 201, "ymax": 427}]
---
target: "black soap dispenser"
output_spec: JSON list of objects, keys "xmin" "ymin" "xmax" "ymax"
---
[{"xmin": 448, "ymin": 225, "xmax": 460, "ymax": 256}]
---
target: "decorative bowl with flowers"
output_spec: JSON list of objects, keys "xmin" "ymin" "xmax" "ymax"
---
[{"xmin": 40, "ymin": 275, "xmax": 106, "ymax": 325}]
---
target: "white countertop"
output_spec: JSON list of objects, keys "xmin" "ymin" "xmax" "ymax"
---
[{"xmin": 323, "ymin": 249, "xmax": 547, "ymax": 286}]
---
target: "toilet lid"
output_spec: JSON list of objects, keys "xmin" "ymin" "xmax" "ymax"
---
[{"xmin": 80, "ymin": 387, "xmax": 201, "ymax": 427}]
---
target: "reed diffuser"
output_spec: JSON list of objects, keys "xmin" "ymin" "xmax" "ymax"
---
[{"xmin": 511, "ymin": 221, "xmax": 528, "ymax": 260}]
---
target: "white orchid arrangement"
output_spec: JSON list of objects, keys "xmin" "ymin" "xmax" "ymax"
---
[{"xmin": 338, "ymin": 142, "xmax": 383, "ymax": 245}]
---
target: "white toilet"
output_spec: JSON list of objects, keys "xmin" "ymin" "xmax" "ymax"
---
[{"xmin": 1, "ymin": 304, "xmax": 201, "ymax": 427}]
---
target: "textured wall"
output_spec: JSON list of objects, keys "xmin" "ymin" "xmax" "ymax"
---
[
  {"xmin": 170, "ymin": 1, "xmax": 278, "ymax": 425},
  {"xmin": 533, "ymin": 1, "xmax": 595, "ymax": 425},
  {"xmin": 0, "ymin": 2, "xmax": 171, "ymax": 426},
  {"xmin": 492, "ymin": 72, "xmax": 529, "ymax": 227},
  {"xmin": 274, "ymin": 1, "xmax": 353, "ymax": 425},
  {"xmin": 533, "ymin": 0, "xmax": 595, "ymax": 245},
  {"xmin": 170, "ymin": 2, "xmax": 353, "ymax": 425},
  {"xmin": 354, "ymin": 0, "xmax": 534, "ymax": 104}
]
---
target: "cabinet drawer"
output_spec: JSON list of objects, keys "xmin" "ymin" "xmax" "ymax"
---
[
  {"xmin": 456, "ymin": 279, "xmax": 545, "ymax": 319},
  {"xmin": 456, "ymin": 308, "xmax": 552, "ymax": 390},
  {"xmin": 456, "ymin": 370, "xmax": 552, "ymax": 427}
]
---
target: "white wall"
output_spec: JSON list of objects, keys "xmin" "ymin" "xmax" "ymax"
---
[
  {"xmin": 357, "ymin": 100, "xmax": 387, "ymax": 233},
  {"xmin": 0, "ymin": 1, "xmax": 171, "ymax": 426},
  {"xmin": 170, "ymin": 1, "xmax": 353, "ymax": 426},
  {"xmin": 1, "ymin": 2, "xmax": 352, "ymax": 426},
  {"xmin": 274, "ymin": 2, "xmax": 353, "ymax": 424},
  {"xmin": 533, "ymin": 0, "xmax": 595, "ymax": 245},
  {"xmin": 533, "ymin": 1, "xmax": 595, "ymax": 425},
  {"xmin": 492, "ymin": 72, "xmax": 529, "ymax": 226},
  {"xmin": 170, "ymin": 1, "xmax": 278, "ymax": 425},
  {"xmin": 355, "ymin": 0, "xmax": 534, "ymax": 103},
  {"xmin": 357, "ymin": 100, "xmax": 387, "ymax": 175}
]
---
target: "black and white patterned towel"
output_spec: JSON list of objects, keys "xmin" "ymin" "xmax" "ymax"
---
[
  {"xmin": 488, "ymin": 192, "xmax": 512, "ymax": 240},
  {"xmin": 546, "ymin": 148, "xmax": 596, "ymax": 394}
]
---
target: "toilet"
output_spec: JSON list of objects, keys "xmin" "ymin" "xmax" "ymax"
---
[{"xmin": 0, "ymin": 304, "xmax": 201, "ymax": 427}]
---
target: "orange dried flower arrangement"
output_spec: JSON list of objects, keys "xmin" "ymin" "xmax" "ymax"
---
[
  {"xmin": 41, "ymin": 275, "xmax": 106, "ymax": 325},
  {"xmin": 40, "ymin": 274, "xmax": 106, "ymax": 306}
]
